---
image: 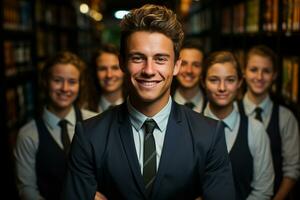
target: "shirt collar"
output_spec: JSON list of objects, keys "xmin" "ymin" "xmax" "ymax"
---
[
  {"xmin": 243, "ymin": 92, "xmax": 272, "ymax": 115},
  {"xmin": 174, "ymin": 89, "xmax": 203, "ymax": 107},
  {"xmin": 127, "ymin": 96, "xmax": 172, "ymax": 132},
  {"xmin": 204, "ymin": 102, "xmax": 239, "ymax": 131},
  {"xmin": 43, "ymin": 106, "xmax": 76, "ymax": 129},
  {"xmin": 99, "ymin": 96, "xmax": 124, "ymax": 111}
]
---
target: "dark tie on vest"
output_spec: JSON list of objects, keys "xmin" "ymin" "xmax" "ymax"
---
[
  {"xmin": 143, "ymin": 119, "xmax": 157, "ymax": 196},
  {"xmin": 58, "ymin": 119, "xmax": 70, "ymax": 155},
  {"xmin": 184, "ymin": 102, "xmax": 195, "ymax": 109},
  {"xmin": 254, "ymin": 107, "xmax": 263, "ymax": 122}
]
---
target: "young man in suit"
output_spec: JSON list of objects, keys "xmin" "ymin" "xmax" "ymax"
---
[{"xmin": 62, "ymin": 4, "xmax": 235, "ymax": 200}]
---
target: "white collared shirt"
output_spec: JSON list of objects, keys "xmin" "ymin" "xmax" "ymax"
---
[
  {"xmin": 127, "ymin": 97, "xmax": 172, "ymax": 173},
  {"xmin": 173, "ymin": 88, "xmax": 204, "ymax": 113},
  {"xmin": 243, "ymin": 92, "xmax": 300, "ymax": 180},
  {"xmin": 14, "ymin": 106, "xmax": 97, "ymax": 200},
  {"xmin": 204, "ymin": 102, "xmax": 274, "ymax": 200}
]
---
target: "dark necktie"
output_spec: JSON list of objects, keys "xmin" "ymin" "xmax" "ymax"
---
[
  {"xmin": 184, "ymin": 102, "xmax": 195, "ymax": 109},
  {"xmin": 254, "ymin": 107, "xmax": 263, "ymax": 122},
  {"xmin": 58, "ymin": 119, "xmax": 70, "ymax": 155},
  {"xmin": 143, "ymin": 119, "xmax": 157, "ymax": 195}
]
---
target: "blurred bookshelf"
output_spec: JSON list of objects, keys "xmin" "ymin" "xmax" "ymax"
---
[
  {"xmin": 1, "ymin": 1, "xmax": 102, "ymax": 198},
  {"xmin": 1, "ymin": 0, "xmax": 35, "ymax": 198},
  {"xmin": 1, "ymin": 0, "xmax": 36, "ymax": 139}
]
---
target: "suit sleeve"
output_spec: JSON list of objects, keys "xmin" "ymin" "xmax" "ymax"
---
[
  {"xmin": 202, "ymin": 121, "xmax": 236, "ymax": 200},
  {"xmin": 61, "ymin": 122, "xmax": 98, "ymax": 200}
]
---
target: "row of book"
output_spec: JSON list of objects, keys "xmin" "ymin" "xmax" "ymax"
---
[
  {"xmin": 221, "ymin": 0, "xmax": 300, "ymax": 34},
  {"xmin": 35, "ymin": 0, "xmax": 76, "ymax": 28},
  {"xmin": 282, "ymin": 0, "xmax": 300, "ymax": 33},
  {"xmin": 3, "ymin": 0, "xmax": 32, "ymax": 31},
  {"xmin": 282, "ymin": 57, "xmax": 299, "ymax": 103},
  {"xmin": 185, "ymin": 8, "xmax": 211, "ymax": 35},
  {"xmin": 3, "ymin": 40, "xmax": 33, "ymax": 77},
  {"xmin": 6, "ymin": 82, "xmax": 35, "ymax": 129}
]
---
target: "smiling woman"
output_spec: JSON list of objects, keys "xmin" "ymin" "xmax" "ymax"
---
[
  {"xmin": 14, "ymin": 51, "xmax": 97, "ymax": 200},
  {"xmin": 84, "ymin": 43, "xmax": 125, "ymax": 113}
]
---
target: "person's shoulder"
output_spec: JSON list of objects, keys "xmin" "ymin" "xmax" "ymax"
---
[
  {"xmin": 81, "ymin": 105, "xmax": 123, "ymax": 130},
  {"xmin": 80, "ymin": 108, "xmax": 98, "ymax": 120},
  {"xmin": 18, "ymin": 119, "xmax": 37, "ymax": 135},
  {"xmin": 278, "ymin": 104, "xmax": 296, "ymax": 117},
  {"xmin": 276, "ymin": 104, "xmax": 299, "ymax": 126},
  {"xmin": 17, "ymin": 119, "xmax": 38, "ymax": 143}
]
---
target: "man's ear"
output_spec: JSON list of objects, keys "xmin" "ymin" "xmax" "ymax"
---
[{"xmin": 173, "ymin": 59, "xmax": 181, "ymax": 76}]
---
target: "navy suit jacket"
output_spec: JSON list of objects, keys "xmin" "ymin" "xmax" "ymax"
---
[{"xmin": 62, "ymin": 102, "xmax": 235, "ymax": 200}]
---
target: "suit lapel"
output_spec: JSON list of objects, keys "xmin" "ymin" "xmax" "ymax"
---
[
  {"xmin": 151, "ymin": 102, "xmax": 183, "ymax": 199},
  {"xmin": 118, "ymin": 104, "xmax": 147, "ymax": 198}
]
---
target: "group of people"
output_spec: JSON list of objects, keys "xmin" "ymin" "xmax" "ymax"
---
[{"xmin": 13, "ymin": 4, "xmax": 299, "ymax": 200}]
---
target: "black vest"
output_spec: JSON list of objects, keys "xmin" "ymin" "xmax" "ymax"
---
[
  {"xmin": 266, "ymin": 103, "xmax": 282, "ymax": 193},
  {"xmin": 229, "ymin": 108, "xmax": 253, "ymax": 200},
  {"xmin": 35, "ymin": 107, "xmax": 83, "ymax": 200},
  {"xmin": 239, "ymin": 101, "xmax": 282, "ymax": 193}
]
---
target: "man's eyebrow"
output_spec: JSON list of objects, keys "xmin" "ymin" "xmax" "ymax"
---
[
  {"xmin": 128, "ymin": 52, "xmax": 144, "ymax": 57},
  {"xmin": 154, "ymin": 53, "xmax": 170, "ymax": 58},
  {"xmin": 127, "ymin": 52, "xmax": 170, "ymax": 58}
]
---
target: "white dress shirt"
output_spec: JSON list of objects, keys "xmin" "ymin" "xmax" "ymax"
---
[
  {"xmin": 173, "ymin": 88, "xmax": 204, "ymax": 113},
  {"xmin": 243, "ymin": 93, "xmax": 300, "ymax": 180},
  {"xmin": 204, "ymin": 102, "xmax": 274, "ymax": 200},
  {"xmin": 127, "ymin": 97, "xmax": 172, "ymax": 174},
  {"xmin": 14, "ymin": 106, "xmax": 97, "ymax": 200}
]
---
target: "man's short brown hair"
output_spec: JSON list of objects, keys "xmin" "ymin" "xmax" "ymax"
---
[{"xmin": 119, "ymin": 4, "xmax": 184, "ymax": 61}]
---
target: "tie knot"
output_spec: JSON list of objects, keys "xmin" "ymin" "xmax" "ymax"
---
[
  {"xmin": 58, "ymin": 119, "xmax": 68, "ymax": 128},
  {"xmin": 221, "ymin": 120, "xmax": 228, "ymax": 129},
  {"xmin": 144, "ymin": 119, "xmax": 156, "ymax": 135},
  {"xmin": 184, "ymin": 102, "xmax": 195, "ymax": 109},
  {"xmin": 254, "ymin": 107, "xmax": 263, "ymax": 122},
  {"xmin": 255, "ymin": 107, "xmax": 263, "ymax": 114}
]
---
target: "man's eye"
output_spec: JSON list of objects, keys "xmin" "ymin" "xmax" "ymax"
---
[
  {"xmin": 193, "ymin": 62, "xmax": 201, "ymax": 68},
  {"xmin": 131, "ymin": 56, "xmax": 143, "ymax": 63},
  {"xmin": 227, "ymin": 78, "xmax": 236, "ymax": 83},
  {"xmin": 181, "ymin": 61, "xmax": 188, "ymax": 66},
  {"xmin": 208, "ymin": 78, "xmax": 218, "ymax": 83},
  {"xmin": 112, "ymin": 65, "xmax": 120, "ymax": 70},
  {"xmin": 97, "ymin": 67, "xmax": 106, "ymax": 71},
  {"xmin": 52, "ymin": 78, "xmax": 63, "ymax": 83},
  {"xmin": 155, "ymin": 57, "xmax": 167, "ymax": 64}
]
